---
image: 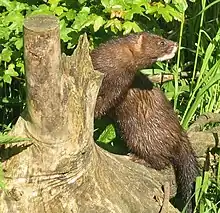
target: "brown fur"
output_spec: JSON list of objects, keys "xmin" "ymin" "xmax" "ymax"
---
[
  {"xmin": 91, "ymin": 32, "xmax": 199, "ymax": 212},
  {"xmin": 91, "ymin": 32, "xmax": 177, "ymax": 118},
  {"xmin": 111, "ymin": 74, "xmax": 200, "ymax": 213}
]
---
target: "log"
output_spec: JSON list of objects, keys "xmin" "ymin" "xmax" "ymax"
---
[{"xmin": 0, "ymin": 15, "xmax": 179, "ymax": 213}]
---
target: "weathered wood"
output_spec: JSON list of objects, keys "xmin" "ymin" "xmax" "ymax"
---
[
  {"xmin": 0, "ymin": 15, "xmax": 104, "ymax": 213},
  {"xmin": 1, "ymin": 14, "xmax": 215, "ymax": 213},
  {"xmin": 188, "ymin": 112, "xmax": 220, "ymax": 163},
  {"xmin": 24, "ymin": 15, "xmax": 62, "ymax": 136}
]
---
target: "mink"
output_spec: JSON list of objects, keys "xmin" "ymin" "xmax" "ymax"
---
[
  {"xmin": 91, "ymin": 32, "xmax": 199, "ymax": 212},
  {"xmin": 91, "ymin": 32, "xmax": 177, "ymax": 118},
  {"xmin": 111, "ymin": 73, "xmax": 200, "ymax": 213}
]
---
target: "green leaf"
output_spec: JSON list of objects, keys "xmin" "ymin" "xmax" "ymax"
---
[
  {"xmin": 0, "ymin": 26, "xmax": 10, "ymax": 40},
  {"xmin": 146, "ymin": 2, "xmax": 183, "ymax": 22},
  {"xmin": 132, "ymin": 0, "xmax": 148, "ymax": 6},
  {"xmin": 101, "ymin": 0, "xmax": 110, "ymax": 8},
  {"xmin": 2, "ymin": 97, "xmax": 9, "ymax": 103},
  {"xmin": 131, "ymin": 4, "xmax": 145, "ymax": 14},
  {"xmin": 30, "ymin": 4, "xmax": 52, "ymax": 16},
  {"xmin": 105, "ymin": 20, "xmax": 115, "ymax": 28},
  {"xmin": 105, "ymin": 19, "xmax": 123, "ymax": 33},
  {"xmin": 60, "ymin": 19, "xmax": 72, "ymax": 42},
  {"xmin": 112, "ymin": 4, "xmax": 123, "ymax": 10},
  {"xmin": 122, "ymin": 21, "xmax": 142, "ymax": 34},
  {"xmin": 72, "ymin": 7, "xmax": 90, "ymax": 31},
  {"xmin": 5, "ymin": 64, "xmax": 18, "ymax": 77},
  {"xmin": 16, "ymin": 60, "xmax": 25, "ymax": 74},
  {"xmin": 124, "ymin": 10, "xmax": 134, "ymax": 20},
  {"xmin": 132, "ymin": 22, "xmax": 142, "ymax": 32},
  {"xmin": 0, "ymin": 0, "xmax": 28, "ymax": 12},
  {"xmin": 114, "ymin": 19, "xmax": 122, "ymax": 31},
  {"xmin": 0, "ymin": 134, "xmax": 31, "ymax": 144},
  {"xmin": 15, "ymin": 37, "xmax": 23, "ymax": 50},
  {"xmin": 0, "ymin": 0, "xmax": 13, "ymax": 10},
  {"xmin": 172, "ymin": 0, "xmax": 188, "ymax": 13},
  {"xmin": 3, "ymin": 74, "xmax": 12, "ymax": 84},
  {"xmin": 5, "ymin": 11, "xmax": 24, "ymax": 34},
  {"xmin": 94, "ymin": 16, "xmax": 105, "ymax": 32},
  {"xmin": 1, "ymin": 48, "xmax": 12, "ymax": 62},
  {"xmin": 122, "ymin": 21, "xmax": 133, "ymax": 34},
  {"xmin": 165, "ymin": 5, "xmax": 183, "ymax": 22},
  {"xmin": 164, "ymin": 91, "xmax": 174, "ymax": 101},
  {"xmin": 65, "ymin": 9, "xmax": 76, "ymax": 21},
  {"xmin": 48, "ymin": 0, "xmax": 61, "ymax": 6},
  {"xmin": 160, "ymin": 9, "xmax": 173, "ymax": 22},
  {"xmin": 54, "ymin": 6, "xmax": 65, "ymax": 16},
  {"xmin": 124, "ymin": 3, "xmax": 145, "ymax": 20},
  {"xmin": 97, "ymin": 124, "xmax": 116, "ymax": 144}
]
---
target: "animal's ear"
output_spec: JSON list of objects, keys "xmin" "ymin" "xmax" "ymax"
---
[{"xmin": 135, "ymin": 34, "xmax": 144, "ymax": 51}]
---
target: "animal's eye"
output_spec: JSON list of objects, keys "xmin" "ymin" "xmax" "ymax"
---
[{"xmin": 158, "ymin": 41, "xmax": 166, "ymax": 46}]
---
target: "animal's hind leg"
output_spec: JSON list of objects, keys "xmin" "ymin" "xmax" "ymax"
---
[
  {"xmin": 127, "ymin": 153, "xmax": 169, "ymax": 170},
  {"xmin": 127, "ymin": 153, "xmax": 147, "ymax": 165}
]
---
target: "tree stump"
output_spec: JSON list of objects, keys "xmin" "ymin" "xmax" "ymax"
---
[{"xmin": 2, "ymin": 14, "xmax": 218, "ymax": 213}]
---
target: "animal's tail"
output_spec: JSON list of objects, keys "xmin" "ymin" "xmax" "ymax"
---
[{"xmin": 172, "ymin": 137, "xmax": 200, "ymax": 213}]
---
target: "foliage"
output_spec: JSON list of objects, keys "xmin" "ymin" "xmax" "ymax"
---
[
  {"xmin": 0, "ymin": 0, "xmax": 220, "ymax": 211},
  {"xmin": 97, "ymin": 124, "xmax": 116, "ymax": 144},
  {"xmin": 192, "ymin": 153, "xmax": 220, "ymax": 213}
]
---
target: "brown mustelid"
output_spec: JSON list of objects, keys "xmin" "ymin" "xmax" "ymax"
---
[
  {"xmin": 111, "ymin": 73, "xmax": 200, "ymax": 213},
  {"xmin": 91, "ymin": 32, "xmax": 199, "ymax": 212},
  {"xmin": 91, "ymin": 32, "xmax": 177, "ymax": 118}
]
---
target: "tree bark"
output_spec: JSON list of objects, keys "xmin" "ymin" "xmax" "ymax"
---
[{"xmin": 1, "ymin": 14, "xmax": 218, "ymax": 213}]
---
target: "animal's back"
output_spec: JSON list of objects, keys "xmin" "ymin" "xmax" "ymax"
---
[{"xmin": 113, "ymin": 75, "xmax": 200, "ymax": 212}]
